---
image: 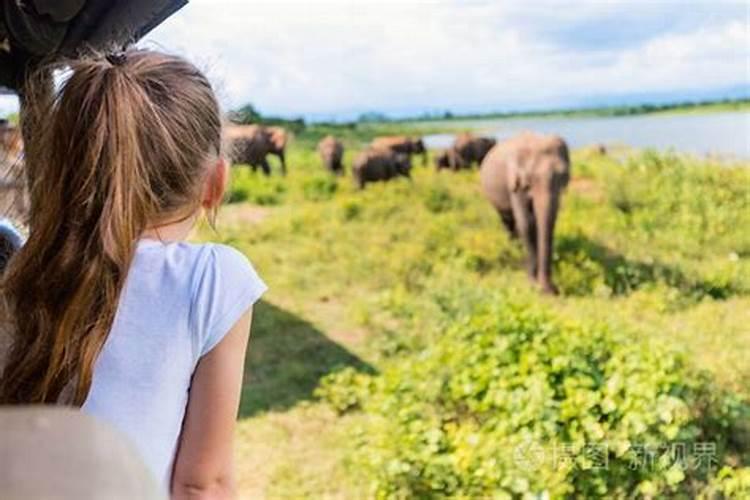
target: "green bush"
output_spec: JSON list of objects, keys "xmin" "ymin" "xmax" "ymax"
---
[
  {"xmin": 302, "ymin": 175, "xmax": 338, "ymax": 202},
  {"xmin": 226, "ymin": 184, "xmax": 250, "ymax": 204},
  {"xmin": 423, "ymin": 186, "xmax": 459, "ymax": 213},
  {"xmin": 317, "ymin": 295, "xmax": 747, "ymax": 498},
  {"xmin": 227, "ymin": 168, "xmax": 286, "ymax": 206},
  {"xmin": 700, "ymin": 466, "xmax": 750, "ymax": 498}
]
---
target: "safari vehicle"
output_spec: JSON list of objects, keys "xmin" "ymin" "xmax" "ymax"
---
[{"xmin": 0, "ymin": 0, "xmax": 187, "ymax": 183}]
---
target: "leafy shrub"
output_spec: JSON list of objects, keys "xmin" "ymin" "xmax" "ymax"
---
[
  {"xmin": 338, "ymin": 200, "xmax": 362, "ymax": 221},
  {"xmin": 302, "ymin": 175, "xmax": 338, "ymax": 202},
  {"xmin": 227, "ymin": 169, "xmax": 286, "ymax": 205},
  {"xmin": 226, "ymin": 184, "xmax": 250, "ymax": 204},
  {"xmin": 700, "ymin": 466, "xmax": 750, "ymax": 498},
  {"xmin": 423, "ymin": 186, "xmax": 457, "ymax": 213},
  {"xmin": 317, "ymin": 295, "xmax": 747, "ymax": 498}
]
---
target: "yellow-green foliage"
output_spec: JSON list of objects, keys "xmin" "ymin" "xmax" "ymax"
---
[{"xmin": 212, "ymin": 145, "xmax": 749, "ymax": 498}]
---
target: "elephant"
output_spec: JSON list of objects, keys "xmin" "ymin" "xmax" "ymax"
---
[
  {"xmin": 434, "ymin": 148, "xmax": 467, "ymax": 171},
  {"xmin": 352, "ymin": 148, "xmax": 412, "ymax": 189},
  {"xmin": 317, "ymin": 135, "xmax": 344, "ymax": 175},
  {"xmin": 453, "ymin": 132, "xmax": 496, "ymax": 167},
  {"xmin": 479, "ymin": 132, "xmax": 570, "ymax": 294},
  {"xmin": 371, "ymin": 136, "xmax": 427, "ymax": 166},
  {"xmin": 226, "ymin": 125, "xmax": 288, "ymax": 176}
]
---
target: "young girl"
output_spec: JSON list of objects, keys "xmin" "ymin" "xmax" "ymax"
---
[{"xmin": 0, "ymin": 49, "xmax": 266, "ymax": 498}]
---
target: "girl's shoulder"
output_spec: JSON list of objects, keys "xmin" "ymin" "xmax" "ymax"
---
[
  {"xmin": 134, "ymin": 240, "xmax": 267, "ymax": 357},
  {"xmin": 137, "ymin": 239, "xmax": 265, "ymax": 297},
  {"xmin": 188, "ymin": 242, "xmax": 265, "ymax": 301},
  {"xmin": 137, "ymin": 240, "xmax": 251, "ymax": 271}
]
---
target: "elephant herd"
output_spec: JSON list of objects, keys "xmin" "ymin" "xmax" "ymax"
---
[
  {"xmin": 0, "ymin": 122, "xmax": 571, "ymax": 296},
  {"xmin": 226, "ymin": 126, "xmax": 571, "ymax": 294}
]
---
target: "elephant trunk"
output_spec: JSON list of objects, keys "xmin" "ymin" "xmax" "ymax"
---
[{"xmin": 533, "ymin": 189, "xmax": 560, "ymax": 294}]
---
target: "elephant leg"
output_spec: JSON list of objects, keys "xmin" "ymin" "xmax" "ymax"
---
[
  {"xmin": 497, "ymin": 208, "xmax": 518, "ymax": 239},
  {"xmin": 510, "ymin": 194, "xmax": 538, "ymax": 282},
  {"xmin": 532, "ymin": 189, "xmax": 561, "ymax": 295},
  {"xmin": 278, "ymin": 151, "xmax": 287, "ymax": 176},
  {"xmin": 260, "ymin": 157, "xmax": 271, "ymax": 176}
]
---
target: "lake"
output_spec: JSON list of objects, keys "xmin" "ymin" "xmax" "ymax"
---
[{"xmin": 422, "ymin": 111, "xmax": 750, "ymax": 159}]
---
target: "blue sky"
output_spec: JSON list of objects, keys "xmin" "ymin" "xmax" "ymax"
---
[{"xmin": 3, "ymin": 0, "xmax": 748, "ymax": 119}]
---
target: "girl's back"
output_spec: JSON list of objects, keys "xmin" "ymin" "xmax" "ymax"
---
[
  {"xmin": 0, "ymin": 49, "xmax": 266, "ymax": 498},
  {"xmin": 83, "ymin": 241, "xmax": 264, "ymax": 485}
]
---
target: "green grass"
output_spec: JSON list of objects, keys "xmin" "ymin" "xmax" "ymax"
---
[{"xmin": 199, "ymin": 144, "xmax": 750, "ymax": 498}]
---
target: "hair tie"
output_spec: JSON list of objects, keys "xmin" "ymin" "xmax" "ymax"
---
[{"xmin": 106, "ymin": 52, "xmax": 127, "ymax": 66}]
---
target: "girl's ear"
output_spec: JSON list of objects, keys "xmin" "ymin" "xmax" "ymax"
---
[{"xmin": 202, "ymin": 157, "xmax": 228, "ymax": 209}]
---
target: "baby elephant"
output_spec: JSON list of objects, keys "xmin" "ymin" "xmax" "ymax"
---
[
  {"xmin": 317, "ymin": 135, "xmax": 344, "ymax": 175},
  {"xmin": 480, "ymin": 132, "xmax": 570, "ymax": 294},
  {"xmin": 352, "ymin": 149, "xmax": 412, "ymax": 189},
  {"xmin": 453, "ymin": 133, "xmax": 496, "ymax": 167},
  {"xmin": 434, "ymin": 148, "xmax": 467, "ymax": 171}
]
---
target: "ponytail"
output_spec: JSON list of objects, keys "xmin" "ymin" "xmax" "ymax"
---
[{"xmin": 0, "ymin": 50, "xmax": 221, "ymax": 405}]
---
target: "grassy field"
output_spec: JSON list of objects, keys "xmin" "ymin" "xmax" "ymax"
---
[{"xmin": 198, "ymin": 143, "xmax": 749, "ymax": 498}]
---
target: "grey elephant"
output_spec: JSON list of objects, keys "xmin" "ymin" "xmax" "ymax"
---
[
  {"xmin": 479, "ymin": 132, "xmax": 570, "ymax": 294},
  {"xmin": 352, "ymin": 148, "xmax": 412, "ymax": 189},
  {"xmin": 371, "ymin": 136, "xmax": 427, "ymax": 166},
  {"xmin": 454, "ymin": 133, "xmax": 497, "ymax": 167},
  {"xmin": 226, "ymin": 125, "xmax": 288, "ymax": 176},
  {"xmin": 317, "ymin": 135, "xmax": 344, "ymax": 175}
]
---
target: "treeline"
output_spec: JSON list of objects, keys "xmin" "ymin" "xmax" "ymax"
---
[
  {"xmin": 230, "ymin": 97, "xmax": 750, "ymax": 131},
  {"xmin": 392, "ymin": 96, "xmax": 750, "ymax": 123},
  {"xmin": 228, "ymin": 103, "xmax": 306, "ymax": 133},
  {"xmin": 227, "ymin": 104, "xmax": 438, "ymax": 146}
]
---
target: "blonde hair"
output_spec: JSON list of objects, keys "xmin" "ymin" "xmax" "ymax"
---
[{"xmin": 0, "ymin": 49, "xmax": 222, "ymax": 405}]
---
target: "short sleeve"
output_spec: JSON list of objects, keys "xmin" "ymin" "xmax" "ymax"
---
[{"xmin": 190, "ymin": 244, "xmax": 267, "ymax": 358}]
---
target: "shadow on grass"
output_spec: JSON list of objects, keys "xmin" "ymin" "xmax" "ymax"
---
[
  {"xmin": 555, "ymin": 234, "xmax": 736, "ymax": 299},
  {"xmin": 239, "ymin": 300, "xmax": 375, "ymax": 418}
]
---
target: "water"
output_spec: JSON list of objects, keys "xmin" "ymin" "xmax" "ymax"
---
[{"xmin": 422, "ymin": 112, "xmax": 750, "ymax": 159}]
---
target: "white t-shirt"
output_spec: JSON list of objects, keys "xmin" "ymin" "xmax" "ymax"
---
[{"xmin": 81, "ymin": 240, "xmax": 267, "ymax": 489}]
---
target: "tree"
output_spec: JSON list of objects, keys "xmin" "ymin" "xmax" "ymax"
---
[{"xmin": 232, "ymin": 103, "xmax": 263, "ymax": 124}]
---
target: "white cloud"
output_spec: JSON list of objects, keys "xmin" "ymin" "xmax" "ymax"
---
[
  {"xmin": 5, "ymin": 0, "xmax": 746, "ymax": 120},
  {"xmin": 141, "ymin": 0, "xmax": 748, "ymax": 118}
]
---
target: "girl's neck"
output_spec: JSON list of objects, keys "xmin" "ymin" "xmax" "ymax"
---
[{"xmin": 141, "ymin": 212, "xmax": 198, "ymax": 243}]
